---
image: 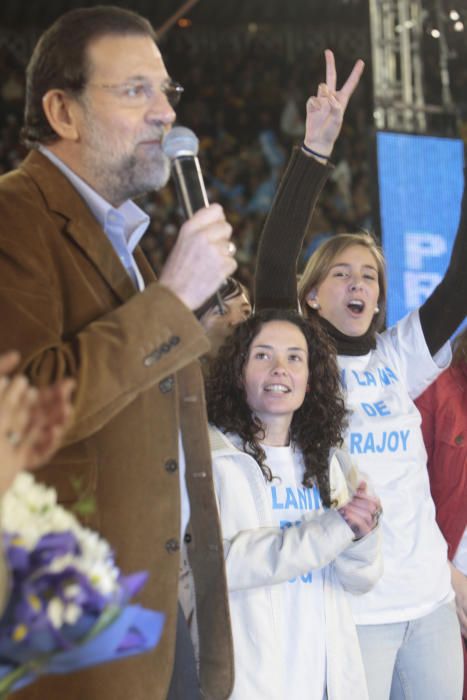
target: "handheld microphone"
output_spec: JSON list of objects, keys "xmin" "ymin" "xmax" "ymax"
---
[
  {"xmin": 162, "ymin": 126, "xmax": 208, "ymax": 217},
  {"xmin": 162, "ymin": 126, "xmax": 226, "ymax": 314}
]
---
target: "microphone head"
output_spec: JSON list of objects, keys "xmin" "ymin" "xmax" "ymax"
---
[{"xmin": 162, "ymin": 126, "xmax": 199, "ymax": 159}]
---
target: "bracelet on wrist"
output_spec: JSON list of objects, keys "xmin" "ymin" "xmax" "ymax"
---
[{"xmin": 301, "ymin": 142, "xmax": 330, "ymax": 160}]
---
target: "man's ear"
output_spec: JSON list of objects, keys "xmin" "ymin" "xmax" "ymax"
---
[{"xmin": 42, "ymin": 89, "xmax": 81, "ymax": 141}]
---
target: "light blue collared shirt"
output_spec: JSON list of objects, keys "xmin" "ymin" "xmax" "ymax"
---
[{"xmin": 40, "ymin": 147, "xmax": 149, "ymax": 291}]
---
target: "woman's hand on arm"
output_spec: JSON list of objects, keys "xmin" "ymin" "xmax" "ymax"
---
[
  {"xmin": 338, "ymin": 481, "xmax": 383, "ymax": 540},
  {"xmin": 303, "ymin": 49, "xmax": 365, "ymax": 161},
  {"xmin": 223, "ymin": 509, "xmax": 354, "ymax": 592}
]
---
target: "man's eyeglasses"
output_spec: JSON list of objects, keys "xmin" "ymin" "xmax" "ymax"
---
[{"xmin": 87, "ymin": 78, "xmax": 184, "ymax": 108}]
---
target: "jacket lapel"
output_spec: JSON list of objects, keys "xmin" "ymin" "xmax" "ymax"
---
[
  {"xmin": 134, "ymin": 246, "xmax": 157, "ymax": 285},
  {"xmin": 22, "ymin": 150, "xmax": 146, "ymax": 303}
]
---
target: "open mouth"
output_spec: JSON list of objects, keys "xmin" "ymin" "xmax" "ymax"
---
[
  {"xmin": 347, "ymin": 300, "xmax": 365, "ymax": 315},
  {"xmin": 264, "ymin": 384, "xmax": 291, "ymax": 393}
]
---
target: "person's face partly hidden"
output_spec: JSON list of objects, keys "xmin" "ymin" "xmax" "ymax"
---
[
  {"xmin": 243, "ymin": 320, "xmax": 309, "ymax": 429},
  {"xmin": 201, "ymin": 291, "xmax": 252, "ymax": 334},
  {"xmin": 74, "ymin": 34, "xmax": 176, "ymax": 205},
  {"xmin": 306, "ymin": 244, "xmax": 380, "ymax": 337},
  {"xmin": 201, "ymin": 290, "xmax": 252, "ymax": 358}
]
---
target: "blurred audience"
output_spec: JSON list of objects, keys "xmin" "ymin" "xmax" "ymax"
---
[
  {"xmin": 0, "ymin": 34, "xmax": 374, "ymax": 297},
  {"xmin": 0, "ymin": 22, "xmax": 465, "ymax": 297}
]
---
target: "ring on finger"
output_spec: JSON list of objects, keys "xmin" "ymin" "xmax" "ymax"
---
[
  {"xmin": 227, "ymin": 241, "xmax": 236, "ymax": 257},
  {"xmin": 6, "ymin": 430, "xmax": 22, "ymax": 447},
  {"xmin": 372, "ymin": 506, "xmax": 383, "ymax": 526}
]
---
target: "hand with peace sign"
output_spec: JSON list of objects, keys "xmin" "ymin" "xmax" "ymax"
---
[{"xmin": 303, "ymin": 49, "xmax": 365, "ymax": 161}]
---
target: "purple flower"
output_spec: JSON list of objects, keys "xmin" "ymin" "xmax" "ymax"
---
[{"xmin": 31, "ymin": 532, "xmax": 80, "ymax": 568}]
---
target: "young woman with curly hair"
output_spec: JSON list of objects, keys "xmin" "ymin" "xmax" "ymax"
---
[{"xmin": 205, "ymin": 308, "xmax": 382, "ymax": 700}]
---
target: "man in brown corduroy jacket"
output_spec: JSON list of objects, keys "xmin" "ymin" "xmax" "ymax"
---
[{"xmin": 0, "ymin": 6, "xmax": 236, "ymax": 699}]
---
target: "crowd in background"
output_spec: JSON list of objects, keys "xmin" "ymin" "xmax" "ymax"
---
[{"xmin": 0, "ymin": 23, "xmax": 466, "ymax": 296}]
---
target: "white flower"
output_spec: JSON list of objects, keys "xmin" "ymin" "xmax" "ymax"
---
[
  {"xmin": 63, "ymin": 602, "xmax": 82, "ymax": 626},
  {"xmin": 86, "ymin": 561, "xmax": 119, "ymax": 596},
  {"xmin": 63, "ymin": 583, "xmax": 81, "ymax": 599},
  {"xmin": 2, "ymin": 473, "xmax": 122, "ymax": 629},
  {"xmin": 47, "ymin": 598, "xmax": 66, "ymax": 629}
]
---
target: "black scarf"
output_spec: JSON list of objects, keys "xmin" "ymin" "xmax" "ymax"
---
[{"xmin": 318, "ymin": 316, "xmax": 377, "ymax": 356}]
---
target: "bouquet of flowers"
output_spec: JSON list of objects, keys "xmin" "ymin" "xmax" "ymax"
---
[{"xmin": 0, "ymin": 472, "xmax": 164, "ymax": 697}]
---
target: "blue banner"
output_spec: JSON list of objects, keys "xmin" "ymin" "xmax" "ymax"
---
[{"xmin": 376, "ymin": 131, "xmax": 464, "ymax": 330}]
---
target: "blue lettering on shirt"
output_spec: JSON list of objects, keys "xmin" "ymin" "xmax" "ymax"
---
[
  {"xmin": 376, "ymin": 433, "xmax": 387, "ymax": 453},
  {"xmin": 387, "ymin": 432, "xmax": 399, "ymax": 451},
  {"xmin": 271, "ymin": 485, "xmax": 322, "ymax": 510},
  {"xmin": 271, "ymin": 487, "xmax": 284, "ymax": 509},
  {"xmin": 377, "ymin": 368, "xmax": 391, "ymax": 386},
  {"xmin": 375, "ymin": 400, "xmax": 390, "ymax": 416},
  {"xmin": 348, "ymin": 366, "xmax": 399, "ymax": 388},
  {"xmin": 364, "ymin": 432, "xmax": 375, "ymax": 452},
  {"xmin": 284, "ymin": 488, "xmax": 299, "ymax": 510},
  {"xmin": 360, "ymin": 400, "xmax": 392, "ymax": 417},
  {"xmin": 280, "ymin": 519, "xmax": 302, "ymax": 530},
  {"xmin": 312, "ymin": 484, "xmax": 321, "ymax": 509},
  {"xmin": 352, "ymin": 370, "xmax": 368, "ymax": 386},
  {"xmin": 364, "ymin": 371, "xmax": 377, "ymax": 386},
  {"xmin": 385, "ymin": 366, "xmax": 398, "ymax": 382},
  {"xmin": 349, "ymin": 429, "xmax": 410, "ymax": 454},
  {"xmin": 400, "ymin": 430, "xmax": 410, "ymax": 450},
  {"xmin": 361, "ymin": 402, "xmax": 378, "ymax": 417}
]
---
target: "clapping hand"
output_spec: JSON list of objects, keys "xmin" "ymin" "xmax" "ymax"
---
[
  {"xmin": 304, "ymin": 49, "xmax": 365, "ymax": 160},
  {"xmin": 338, "ymin": 480, "xmax": 382, "ymax": 540},
  {"xmin": 25, "ymin": 378, "xmax": 75, "ymax": 469},
  {"xmin": 0, "ymin": 352, "xmax": 75, "ymax": 492}
]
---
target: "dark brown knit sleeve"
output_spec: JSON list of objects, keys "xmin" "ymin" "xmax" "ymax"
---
[
  {"xmin": 254, "ymin": 147, "xmax": 333, "ymax": 310},
  {"xmin": 419, "ymin": 167, "xmax": 467, "ymax": 355}
]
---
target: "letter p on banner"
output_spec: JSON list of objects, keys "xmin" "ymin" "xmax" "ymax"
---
[{"xmin": 404, "ymin": 233, "xmax": 447, "ymax": 271}]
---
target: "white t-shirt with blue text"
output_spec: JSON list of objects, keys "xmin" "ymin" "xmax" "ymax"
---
[
  {"xmin": 339, "ymin": 310, "xmax": 453, "ymax": 624},
  {"xmin": 263, "ymin": 444, "xmax": 326, "ymax": 700}
]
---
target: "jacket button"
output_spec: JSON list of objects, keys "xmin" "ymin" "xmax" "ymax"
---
[
  {"xmin": 159, "ymin": 376, "xmax": 174, "ymax": 393},
  {"xmin": 454, "ymin": 434, "xmax": 464, "ymax": 445},
  {"xmin": 143, "ymin": 349, "xmax": 161, "ymax": 367},
  {"xmin": 165, "ymin": 538, "xmax": 180, "ymax": 553},
  {"xmin": 165, "ymin": 458, "xmax": 178, "ymax": 473},
  {"xmin": 184, "ymin": 532, "xmax": 192, "ymax": 544}
]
